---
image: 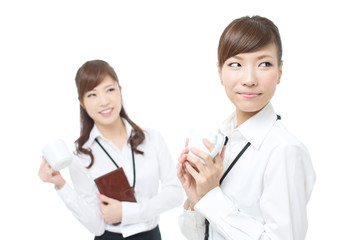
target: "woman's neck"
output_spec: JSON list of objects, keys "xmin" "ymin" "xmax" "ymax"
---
[
  {"xmin": 96, "ymin": 117, "xmax": 128, "ymax": 150},
  {"xmin": 235, "ymin": 110, "xmax": 257, "ymax": 128}
]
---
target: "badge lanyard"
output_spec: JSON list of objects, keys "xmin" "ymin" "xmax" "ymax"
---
[
  {"xmin": 95, "ymin": 138, "xmax": 136, "ymax": 188},
  {"xmin": 204, "ymin": 115, "xmax": 281, "ymax": 240},
  {"xmin": 204, "ymin": 139, "xmax": 251, "ymax": 240}
]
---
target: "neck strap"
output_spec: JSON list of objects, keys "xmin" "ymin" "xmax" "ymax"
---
[
  {"xmin": 204, "ymin": 114, "xmax": 281, "ymax": 240},
  {"xmin": 95, "ymin": 138, "xmax": 136, "ymax": 188},
  {"xmin": 220, "ymin": 141, "xmax": 251, "ymax": 185}
]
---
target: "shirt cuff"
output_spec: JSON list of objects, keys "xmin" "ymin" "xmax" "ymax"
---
[
  {"xmin": 56, "ymin": 182, "xmax": 76, "ymax": 202},
  {"xmin": 195, "ymin": 187, "xmax": 264, "ymax": 239},
  {"xmin": 121, "ymin": 201, "xmax": 140, "ymax": 225},
  {"xmin": 195, "ymin": 186, "xmax": 228, "ymax": 220},
  {"xmin": 179, "ymin": 207, "xmax": 206, "ymax": 239},
  {"xmin": 184, "ymin": 208, "xmax": 205, "ymax": 223}
]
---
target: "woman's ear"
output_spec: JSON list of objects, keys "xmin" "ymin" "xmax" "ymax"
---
[
  {"xmin": 217, "ymin": 63, "xmax": 224, "ymax": 86},
  {"xmin": 79, "ymin": 97, "xmax": 85, "ymax": 109},
  {"xmin": 277, "ymin": 60, "xmax": 283, "ymax": 84}
]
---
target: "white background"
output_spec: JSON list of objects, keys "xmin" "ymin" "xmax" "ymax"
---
[{"xmin": 1, "ymin": 0, "xmax": 359, "ymax": 239}]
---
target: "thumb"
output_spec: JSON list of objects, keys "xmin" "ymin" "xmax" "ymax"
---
[
  {"xmin": 220, "ymin": 145, "xmax": 226, "ymax": 159},
  {"xmin": 97, "ymin": 194, "xmax": 111, "ymax": 203}
]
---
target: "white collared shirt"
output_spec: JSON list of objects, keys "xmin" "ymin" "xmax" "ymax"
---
[
  {"xmin": 57, "ymin": 119, "xmax": 183, "ymax": 237},
  {"xmin": 179, "ymin": 103, "xmax": 316, "ymax": 240}
]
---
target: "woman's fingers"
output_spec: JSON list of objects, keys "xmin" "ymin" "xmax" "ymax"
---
[
  {"xmin": 184, "ymin": 161, "xmax": 200, "ymax": 180},
  {"xmin": 214, "ymin": 145, "xmax": 226, "ymax": 167},
  {"xmin": 187, "ymin": 153, "xmax": 207, "ymax": 171},
  {"xmin": 97, "ymin": 194, "xmax": 113, "ymax": 204},
  {"xmin": 202, "ymin": 138, "xmax": 214, "ymax": 152},
  {"xmin": 178, "ymin": 146, "xmax": 189, "ymax": 163},
  {"xmin": 189, "ymin": 146, "xmax": 214, "ymax": 169}
]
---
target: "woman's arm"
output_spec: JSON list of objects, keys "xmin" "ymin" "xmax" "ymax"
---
[
  {"xmin": 193, "ymin": 144, "xmax": 315, "ymax": 240},
  {"xmin": 56, "ymin": 156, "xmax": 106, "ymax": 236}
]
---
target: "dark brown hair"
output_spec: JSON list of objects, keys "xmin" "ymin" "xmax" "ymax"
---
[
  {"xmin": 218, "ymin": 15, "xmax": 282, "ymax": 68},
  {"xmin": 75, "ymin": 60, "xmax": 145, "ymax": 168}
]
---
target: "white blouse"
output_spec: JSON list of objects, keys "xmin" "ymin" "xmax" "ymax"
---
[
  {"xmin": 57, "ymin": 119, "xmax": 183, "ymax": 237},
  {"xmin": 179, "ymin": 103, "xmax": 316, "ymax": 240}
]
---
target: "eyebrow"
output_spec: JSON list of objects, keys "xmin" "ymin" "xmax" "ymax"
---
[
  {"xmin": 231, "ymin": 54, "xmax": 274, "ymax": 61},
  {"xmin": 89, "ymin": 83, "xmax": 116, "ymax": 92},
  {"xmin": 103, "ymin": 83, "xmax": 116, "ymax": 89},
  {"xmin": 257, "ymin": 54, "xmax": 274, "ymax": 60}
]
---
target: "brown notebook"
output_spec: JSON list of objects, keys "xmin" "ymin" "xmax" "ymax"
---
[{"xmin": 94, "ymin": 167, "xmax": 136, "ymax": 202}]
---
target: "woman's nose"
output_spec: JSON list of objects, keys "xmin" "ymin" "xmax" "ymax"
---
[
  {"xmin": 241, "ymin": 67, "xmax": 258, "ymax": 87},
  {"xmin": 98, "ymin": 93, "xmax": 110, "ymax": 106}
]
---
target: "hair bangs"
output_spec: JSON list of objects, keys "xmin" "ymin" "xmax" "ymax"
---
[
  {"xmin": 218, "ymin": 16, "xmax": 282, "ymax": 67},
  {"xmin": 75, "ymin": 60, "xmax": 118, "ymax": 102}
]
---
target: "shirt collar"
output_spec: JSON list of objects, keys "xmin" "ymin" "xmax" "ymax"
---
[
  {"xmin": 219, "ymin": 103, "xmax": 278, "ymax": 149},
  {"xmin": 83, "ymin": 118, "xmax": 133, "ymax": 149}
]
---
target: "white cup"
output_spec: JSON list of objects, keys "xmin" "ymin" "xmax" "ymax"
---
[
  {"xmin": 42, "ymin": 139, "xmax": 72, "ymax": 171},
  {"xmin": 188, "ymin": 129, "xmax": 225, "ymax": 164}
]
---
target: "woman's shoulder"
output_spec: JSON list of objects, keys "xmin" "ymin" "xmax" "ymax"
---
[
  {"xmin": 139, "ymin": 127, "xmax": 169, "ymax": 152},
  {"xmin": 267, "ymin": 121, "xmax": 308, "ymax": 151},
  {"xmin": 70, "ymin": 145, "xmax": 92, "ymax": 169},
  {"xmin": 142, "ymin": 127, "xmax": 164, "ymax": 141},
  {"xmin": 265, "ymin": 121, "xmax": 315, "ymax": 180}
]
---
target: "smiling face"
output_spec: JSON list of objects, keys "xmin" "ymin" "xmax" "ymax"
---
[
  {"xmin": 81, "ymin": 75, "xmax": 122, "ymax": 129},
  {"xmin": 219, "ymin": 43, "xmax": 282, "ymax": 125}
]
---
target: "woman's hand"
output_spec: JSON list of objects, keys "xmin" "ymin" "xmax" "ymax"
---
[
  {"xmin": 38, "ymin": 159, "xmax": 66, "ymax": 190},
  {"xmin": 185, "ymin": 138, "xmax": 225, "ymax": 198},
  {"xmin": 97, "ymin": 194, "xmax": 122, "ymax": 225},
  {"xmin": 177, "ymin": 139, "xmax": 201, "ymax": 208}
]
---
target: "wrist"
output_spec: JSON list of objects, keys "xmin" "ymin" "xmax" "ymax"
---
[
  {"xmin": 184, "ymin": 199, "xmax": 196, "ymax": 211},
  {"xmin": 199, "ymin": 184, "xmax": 219, "ymax": 199},
  {"xmin": 55, "ymin": 179, "xmax": 66, "ymax": 190}
]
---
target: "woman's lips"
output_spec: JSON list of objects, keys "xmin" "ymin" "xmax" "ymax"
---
[
  {"xmin": 100, "ymin": 108, "xmax": 113, "ymax": 116},
  {"xmin": 238, "ymin": 92, "xmax": 262, "ymax": 99}
]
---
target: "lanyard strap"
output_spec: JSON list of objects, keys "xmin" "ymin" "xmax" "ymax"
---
[
  {"xmin": 204, "ymin": 114, "xmax": 281, "ymax": 240},
  {"xmin": 204, "ymin": 140, "xmax": 251, "ymax": 240},
  {"xmin": 220, "ymin": 142, "xmax": 251, "ymax": 185},
  {"xmin": 95, "ymin": 138, "xmax": 136, "ymax": 188}
]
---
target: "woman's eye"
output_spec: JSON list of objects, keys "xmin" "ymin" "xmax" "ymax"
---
[
  {"xmin": 259, "ymin": 62, "xmax": 272, "ymax": 67},
  {"xmin": 107, "ymin": 88, "xmax": 115, "ymax": 93},
  {"xmin": 229, "ymin": 63, "xmax": 241, "ymax": 68},
  {"xmin": 87, "ymin": 93, "xmax": 96, "ymax": 98}
]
